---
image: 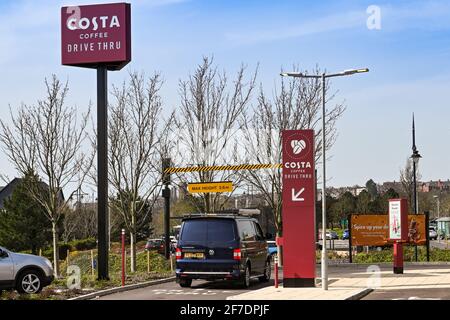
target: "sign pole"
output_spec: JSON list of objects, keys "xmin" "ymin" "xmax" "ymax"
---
[
  {"xmin": 61, "ymin": 3, "xmax": 132, "ymax": 282},
  {"xmin": 97, "ymin": 65, "xmax": 109, "ymax": 280},
  {"xmin": 348, "ymin": 214, "xmax": 352, "ymax": 264},
  {"xmin": 321, "ymin": 73, "xmax": 328, "ymax": 291}
]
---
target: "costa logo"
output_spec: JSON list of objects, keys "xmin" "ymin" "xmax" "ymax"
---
[
  {"xmin": 66, "ymin": 16, "xmax": 121, "ymax": 31},
  {"xmin": 284, "ymin": 133, "xmax": 312, "ymax": 160}
]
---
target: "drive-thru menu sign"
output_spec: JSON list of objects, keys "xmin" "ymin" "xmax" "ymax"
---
[
  {"xmin": 282, "ymin": 130, "xmax": 316, "ymax": 287},
  {"xmin": 61, "ymin": 3, "xmax": 131, "ymax": 70}
]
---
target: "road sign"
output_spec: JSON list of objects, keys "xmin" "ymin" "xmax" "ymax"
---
[
  {"xmin": 282, "ymin": 130, "xmax": 316, "ymax": 288},
  {"xmin": 188, "ymin": 182, "xmax": 233, "ymax": 194}
]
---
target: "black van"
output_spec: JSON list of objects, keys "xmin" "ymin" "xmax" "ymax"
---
[{"xmin": 175, "ymin": 213, "xmax": 271, "ymax": 288}]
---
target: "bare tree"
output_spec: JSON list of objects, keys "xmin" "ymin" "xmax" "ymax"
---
[
  {"xmin": 62, "ymin": 203, "xmax": 97, "ymax": 242},
  {"xmin": 0, "ymin": 75, "xmax": 92, "ymax": 277},
  {"xmin": 238, "ymin": 68, "xmax": 345, "ymax": 237},
  {"xmin": 108, "ymin": 71, "xmax": 167, "ymax": 272},
  {"xmin": 171, "ymin": 57, "xmax": 257, "ymax": 212},
  {"xmin": 400, "ymin": 158, "xmax": 421, "ymax": 213}
]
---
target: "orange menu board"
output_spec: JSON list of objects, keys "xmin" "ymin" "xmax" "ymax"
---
[{"xmin": 351, "ymin": 214, "xmax": 426, "ymax": 246}]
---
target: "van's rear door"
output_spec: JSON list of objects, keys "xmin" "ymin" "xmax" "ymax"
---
[{"xmin": 178, "ymin": 218, "xmax": 237, "ymax": 272}]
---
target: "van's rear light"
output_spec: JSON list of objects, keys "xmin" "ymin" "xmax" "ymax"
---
[
  {"xmin": 176, "ymin": 248, "xmax": 182, "ymax": 260},
  {"xmin": 233, "ymin": 249, "xmax": 241, "ymax": 260}
]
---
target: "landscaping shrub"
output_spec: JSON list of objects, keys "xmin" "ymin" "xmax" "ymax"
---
[
  {"xmin": 353, "ymin": 246, "xmax": 450, "ymax": 263},
  {"xmin": 70, "ymin": 238, "xmax": 97, "ymax": 251}
]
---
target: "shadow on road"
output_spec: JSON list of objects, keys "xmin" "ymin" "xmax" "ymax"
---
[{"xmin": 190, "ymin": 278, "xmax": 278, "ymax": 291}]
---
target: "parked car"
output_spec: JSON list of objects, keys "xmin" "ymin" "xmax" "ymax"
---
[
  {"xmin": 342, "ymin": 229, "xmax": 350, "ymax": 240},
  {"xmin": 326, "ymin": 230, "xmax": 339, "ymax": 240},
  {"xmin": 155, "ymin": 239, "xmax": 176, "ymax": 255},
  {"xmin": 145, "ymin": 239, "xmax": 164, "ymax": 251},
  {"xmin": 429, "ymin": 227, "xmax": 438, "ymax": 240},
  {"xmin": 0, "ymin": 246, "xmax": 54, "ymax": 294},
  {"xmin": 175, "ymin": 213, "xmax": 271, "ymax": 288},
  {"xmin": 318, "ymin": 230, "xmax": 339, "ymax": 240},
  {"xmin": 267, "ymin": 241, "xmax": 277, "ymax": 260}
]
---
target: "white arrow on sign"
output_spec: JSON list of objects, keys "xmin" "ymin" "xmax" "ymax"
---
[{"xmin": 292, "ymin": 188, "xmax": 305, "ymax": 202}]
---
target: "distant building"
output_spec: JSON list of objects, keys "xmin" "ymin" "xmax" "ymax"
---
[
  {"xmin": 0, "ymin": 178, "xmax": 64, "ymax": 210},
  {"xmin": 379, "ymin": 181, "xmax": 403, "ymax": 194},
  {"xmin": 0, "ymin": 178, "xmax": 23, "ymax": 209},
  {"xmin": 419, "ymin": 180, "xmax": 450, "ymax": 193},
  {"xmin": 327, "ymin": 186, "xmax": 366, "ymax": 198}
]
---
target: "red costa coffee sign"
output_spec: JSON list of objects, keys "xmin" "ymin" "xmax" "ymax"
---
[
  {"xmin": 282, "ymin": 130, "xmax": 316, "ymax": 287},
  {"xmin": 61, "ymin": 3, "xmax": 131, "ymax": 70}
]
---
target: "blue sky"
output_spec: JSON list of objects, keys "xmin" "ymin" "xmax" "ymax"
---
[{"xmin": 1, "ymin": 0, "xmax": 450, "ymax": 188}]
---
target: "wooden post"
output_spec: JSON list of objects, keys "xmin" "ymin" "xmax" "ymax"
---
[
  {"xmin": 39, "ymin": 249, "xmax": 42, "ymax": 257},
  {"xmin": 66, "ymin": 249, "xmax": 70, "ymax": 267},
  {"xmin": 147, "ymin": 250, "xmax": 150, "ymax": 273},
  {"xmin": 91, "ymin": 250, "xmax": 95, "ymax": 277},
  {"xmin": 170, "ymin": 254, "xmax": 174, "ymax": 273}
]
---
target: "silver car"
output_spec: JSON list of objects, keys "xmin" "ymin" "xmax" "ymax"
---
[{"xmin": 0, "ymin": 246, "xmax": 54, "ymax": 294}]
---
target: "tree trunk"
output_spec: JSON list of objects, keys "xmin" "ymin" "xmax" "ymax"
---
[
  {"xmin": 52, "ymin": 222, "xmax": 60, "ymax": 278},
  {"xmin": 205, "ymin": 193, "xmax": 211, "ymax": 212},
  {"xmin": 130, "ymin": 231, "xmax": 136, "ymax": 273}
]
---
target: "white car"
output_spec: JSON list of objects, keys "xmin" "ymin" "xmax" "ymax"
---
[
  {"xmin": 0, "ymin": 246, "xmax": 54, "ymax": 294},
  {"xmin": 429, "ymin": 227, "xmax": 438, "ymax": 240}
]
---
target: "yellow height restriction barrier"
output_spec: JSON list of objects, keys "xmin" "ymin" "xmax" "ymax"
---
[{"xmin": 164, "ymin": 164, "xmax": 282, "ymax": 174}]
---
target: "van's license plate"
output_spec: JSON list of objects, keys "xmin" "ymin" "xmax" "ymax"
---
[{"xmin": 184, "ymin": 252, "xmax": 205, "ymax": 259}]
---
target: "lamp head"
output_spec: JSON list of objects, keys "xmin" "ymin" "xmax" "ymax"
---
[{"xmin": 411, "ymin": 151, "xmax": 422, "ymax": 165}]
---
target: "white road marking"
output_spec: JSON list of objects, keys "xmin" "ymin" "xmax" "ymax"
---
[{"xmin": 152, "ymin": 289, "xmax": 219, "ymax": 296}]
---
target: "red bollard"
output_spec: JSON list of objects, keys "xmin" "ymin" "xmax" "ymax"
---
[
  {"xmin": 393, "ymin": 241, "xmax": 404, "ymax": 274},
  {"xmin": 121, "ymin": 229, "xmax": 125, "ymax": 286},
  {"xmin": 274, "ymin": 236, "xmax": 283, "ymax": 289},
  {"xmin": 274, "ymin": 255, "xmax": 279, "ymax": 288}
]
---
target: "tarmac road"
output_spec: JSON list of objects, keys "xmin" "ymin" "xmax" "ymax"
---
[
  {"xmin": 98, "ymin": 271, "xmax": 278, "ymax": 300},
  {"xmin": 362, "ymin": 288, "xmax": 450, "ymax": 300}
]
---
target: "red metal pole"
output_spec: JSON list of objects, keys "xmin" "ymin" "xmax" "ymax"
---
[
  {"xmin": 274, "ymin": 255, "xmax": 279, "ymax": 288},
  {"xmin": 121, "ymin": 229, "xmax": 125, "ymax": 286},
  {"xmin": 393, "ymin": 241, "xmax": 404, "ymax": 274}
]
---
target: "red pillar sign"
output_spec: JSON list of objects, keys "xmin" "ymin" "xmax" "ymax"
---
[
  {"xmin": 389, "ymin": 199, "xmax": 408, "ymax": 274},
  {"xmin": 282, "ymin": 130, "xmax": 316, "ymax": 287}
]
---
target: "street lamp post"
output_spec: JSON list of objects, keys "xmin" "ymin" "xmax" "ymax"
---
[
  {"xmin": 411, "ymin": 114, "xmax": 422, "ymax": 262},
  {"xmin": 434, "ymin": 195, "xmax": 440, "ymax": 219},
  {"xmin": 281, "ymin": 68, "xmax": 369, "ymax": 290}
]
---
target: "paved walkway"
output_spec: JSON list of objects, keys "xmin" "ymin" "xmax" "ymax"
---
[{"xmin": 227, "ymin": 263, "xmax": 450, "ymax": 300}]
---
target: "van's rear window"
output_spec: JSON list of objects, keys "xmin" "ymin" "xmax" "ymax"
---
[{"xmin": 181, "ymin": 219, "xmax": 235, "ymax": 242}]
